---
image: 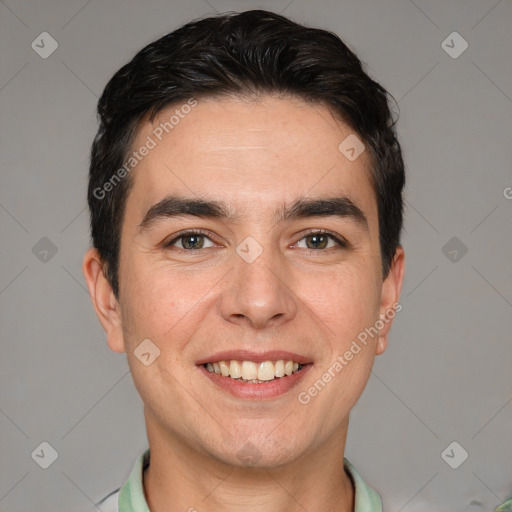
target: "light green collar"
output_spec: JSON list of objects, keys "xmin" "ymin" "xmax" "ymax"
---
[
  {"xmin": 118, "ymin": 449, "xmax": 151, "ymax": 512},
  {"xmin": 495, "ymin": 498, "xmax": 512, "ymax": 512},
  {"xmin": 119, "ymin": 448, "xmax": 382, "ymax": 512}
]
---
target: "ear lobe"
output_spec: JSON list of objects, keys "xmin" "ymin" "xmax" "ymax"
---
[
  {"xmin": 82, "ymin": 247, "xmax": 125, "ymax": 353},
  {"xmin": 375, "ymin": 245, "xmax": 405, "ymax": 356}
]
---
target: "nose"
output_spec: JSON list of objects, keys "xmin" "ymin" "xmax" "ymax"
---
[{"xmin": 219, "ymin": 242, "xmax": 298, "ymax": 329}]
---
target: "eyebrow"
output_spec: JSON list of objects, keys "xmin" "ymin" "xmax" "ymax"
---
[{"xmin": 137, "ymin": 195, "xmax": 369, "ymax": 233}]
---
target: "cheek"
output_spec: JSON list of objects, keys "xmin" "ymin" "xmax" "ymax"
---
[
  {"xmin": 302, "ymin": 264, "xmax": 380, "ymax": 342},
  {"xmin": 119, "ymin": 260, "xmax": 216, "ymax": 352}
]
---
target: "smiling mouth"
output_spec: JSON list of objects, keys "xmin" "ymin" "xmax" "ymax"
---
[{"xmin": 203, "ymin": 359, "xmax": 304, "ymax": 384}]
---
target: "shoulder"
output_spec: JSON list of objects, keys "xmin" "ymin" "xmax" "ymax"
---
[
  {"xmin": 343, "ymin": 458, "xmax": 383, "ymax": 512},
  {"xmin": 495, "ymin": 497, "xmax": 512, "ymax": 511},
  {"xmin": 94, "ymin": 487, "xmax": 121, "ymax": 512}
]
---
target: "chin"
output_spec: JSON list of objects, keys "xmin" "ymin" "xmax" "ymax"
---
[{"xmin": 209, "ymin": 432, "xmax": 306, "ymax": 470}]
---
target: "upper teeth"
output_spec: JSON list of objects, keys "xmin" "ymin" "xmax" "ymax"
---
[{"xmin": 205, "ymin": 360, "xmax": 301, "ymax": 381}]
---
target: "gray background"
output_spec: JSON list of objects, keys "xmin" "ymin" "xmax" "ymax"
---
[{"xmin": 1, "ymin": 1, "xmax": 511, "ymax": 511}]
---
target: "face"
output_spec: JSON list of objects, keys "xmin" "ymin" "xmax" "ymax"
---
[{"xmin": 84, "ymin": 94, "xmax": 404, "ymax": 468}]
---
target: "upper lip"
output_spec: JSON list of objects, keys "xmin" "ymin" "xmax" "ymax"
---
[{"xmin": 195, "ymin": 350, "xmax": 312, "ymax": 366}]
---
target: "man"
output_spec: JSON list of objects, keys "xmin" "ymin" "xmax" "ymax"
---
[{"xmin": 82, "ymin": 9, "xmax": 405, "ymax": 512}]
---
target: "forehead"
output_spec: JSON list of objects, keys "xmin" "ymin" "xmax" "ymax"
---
[{"xmin": 125, "ymin": 95, "xmax": 376, "ymax": 225}]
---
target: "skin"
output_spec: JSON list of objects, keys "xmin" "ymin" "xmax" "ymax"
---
[{"xmin": 83, "ymin": 94, "xmax": 405, "ymax": 512}]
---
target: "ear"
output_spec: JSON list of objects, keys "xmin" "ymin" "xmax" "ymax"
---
[
  {"xmin": 82, "ymin": 247, "xmax": 126, "ymax": 353},
  {"xmin": 375, "ymin": 245, "xmax": 405, "ymax": 356}
]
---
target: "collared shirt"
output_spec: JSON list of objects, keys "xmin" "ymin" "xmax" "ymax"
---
[
  {"xmin": 495, "ymin": 498, "xmax": 512, "ymax": 511},
  {"xmin": 97, "ymin": 448, "xmax": 383, "ymax": 512}
]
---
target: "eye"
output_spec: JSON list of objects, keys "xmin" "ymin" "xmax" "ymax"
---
[
  {"xmin": 164, "ymin": 230, "xmax": 216, "ymax": 250},
  {"xmin": 295, "ymin": 230, "xmax": 348, "ymax": 250}
]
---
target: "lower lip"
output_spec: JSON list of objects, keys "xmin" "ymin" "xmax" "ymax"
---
[{"xmin": 199, "ymin": 364, "xmax": 313, "ymax": 399}]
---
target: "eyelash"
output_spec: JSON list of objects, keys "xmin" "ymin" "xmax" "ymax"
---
[{"xmin": 163, "ymin": 229, "xmax": 348, "ymax": 251}]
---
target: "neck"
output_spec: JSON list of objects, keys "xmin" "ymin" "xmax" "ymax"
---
[{"xmin": 142, "ymin": 415, "xmax": 355, "ymax": 512}]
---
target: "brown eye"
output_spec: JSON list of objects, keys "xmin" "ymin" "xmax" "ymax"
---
[
  {"xmin": 180, "ymin": 234, "xmax": 205, "ymax": 249},
  {"xmin": 305, "ymin": 233, "xmax": 329, "ymax": 249},
  {"xmin": 296, "ymin": 231, "xmax": 347, "ymax": 250},
  {"xmin": 164, "ymin": 231, "xmax": 215, "ymax": 250}
]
